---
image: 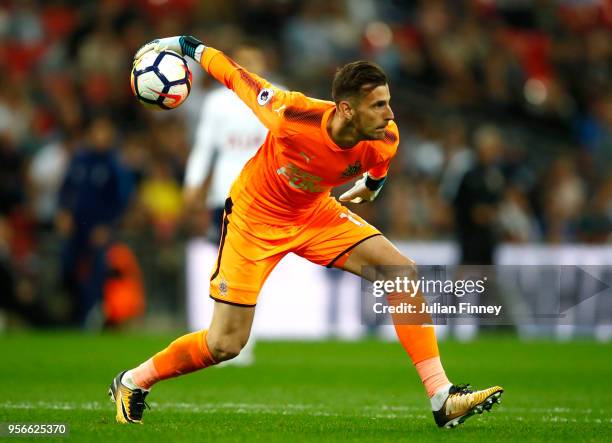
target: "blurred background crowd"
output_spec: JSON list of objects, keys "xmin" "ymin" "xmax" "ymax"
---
[{"xmin": 0, "ymin": 0, "xmax": 611, "ymax": 329}]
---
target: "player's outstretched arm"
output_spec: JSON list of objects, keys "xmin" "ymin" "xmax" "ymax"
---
[
  {"xmin": 135, "ymin": 36, "xmax": 289, "ymax": 133},
  {"xmin": 339, "ymin": 173, "xmax": 387, "ymax": 204}
]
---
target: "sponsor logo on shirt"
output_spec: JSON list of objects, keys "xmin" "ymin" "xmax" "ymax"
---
[{"xmin": 277, "ymin": 163, "xmax": 325, "ymax": 193}]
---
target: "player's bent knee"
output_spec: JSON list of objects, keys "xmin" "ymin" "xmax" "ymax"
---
[
  {"xmin": 208, "ymin": 335, "xmax": 246, "ymax": 362},
  {"xmin": 382, "ymin": 255, "xmax": 418, "ymax": 281}
]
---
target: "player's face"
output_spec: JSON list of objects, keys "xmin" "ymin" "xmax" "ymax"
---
[{"xmin": 353, "ymin": 85, "xmax": 394, "ymax": 140}]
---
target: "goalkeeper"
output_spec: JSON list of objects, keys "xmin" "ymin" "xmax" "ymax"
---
[{"xmin": 109, "ymin": 36, "xmax": 503, "ymax": 429}]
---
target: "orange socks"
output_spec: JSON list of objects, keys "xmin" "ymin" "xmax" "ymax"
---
[
  {"xmin": 388, "ymin": 292, "xmax": 450, "ymax": 397},
  {"xmin": 124, "ymin": 298, "xmax": 449, "ymax": 399},
  {"xmin": 129, "ymin": 330, "xmax": 217, "ymax": 390},
  {"xmin": 415, "ymin": 356, "xmax": 451, "ymax": 398}
]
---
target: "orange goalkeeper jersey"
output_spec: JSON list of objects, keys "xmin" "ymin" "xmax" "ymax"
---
[{"xmin": 200, "ymin": 48, "xmax": 400, "ymax": 224}]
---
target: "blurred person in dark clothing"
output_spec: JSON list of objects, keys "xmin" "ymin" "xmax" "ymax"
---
[
  {"xmin": 453, "ymin": 125, "xmax": 506, "ymax": 264},
  {"xmin": 57, "ymin": 115, "xmax": 133, "ymax": 327}
]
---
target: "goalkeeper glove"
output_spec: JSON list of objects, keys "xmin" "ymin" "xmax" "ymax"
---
[
  {"xmin": 339, "ymin": 173, "xmax": 387, "ymax": 204},
  {"xmin": 134, "ymin": 36, "xmax": 205, "ymax": 63}
]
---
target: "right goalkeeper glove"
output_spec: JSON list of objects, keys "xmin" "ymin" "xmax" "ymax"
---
[
  {"xmin": 339, "ymin": 173, "xmax": 387, "ymax": 204},
  {"xmin": 134, "ymin": 36, "xmax": 205, "ymax": 63}
]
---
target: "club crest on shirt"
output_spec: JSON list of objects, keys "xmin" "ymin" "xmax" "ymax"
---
[
  {"xmin": 341, "ymin": 160, "xmax": 362, "ymax": 178},
  {"xmin": 257, "ymin": 88, "xmax": 274, "ymax": 105}
]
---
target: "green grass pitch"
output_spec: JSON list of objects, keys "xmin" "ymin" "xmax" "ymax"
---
[{"xmin": 0, "ymin": 333, "xmax": 610, "ymax": 442}]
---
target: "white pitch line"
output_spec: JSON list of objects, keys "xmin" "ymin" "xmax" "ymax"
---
[
  {"xmin": 0, "ymin": 401, "xmax": 610, "ymax": 424},
  {"xmin": 365, "ymin": 405, "xmax": 610, "ymax": 415}
]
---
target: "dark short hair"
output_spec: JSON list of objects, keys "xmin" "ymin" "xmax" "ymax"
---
[{"xmin": 332, "ymin": 61, "xmax": 389, "ymax": 103}]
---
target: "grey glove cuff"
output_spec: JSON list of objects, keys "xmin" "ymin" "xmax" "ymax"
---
[{"xmin": 179, "ymin": 36, "xmax": 205, "ymax": 60}]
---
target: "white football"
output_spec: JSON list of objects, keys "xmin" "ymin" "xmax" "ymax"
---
[{"xmin": 131, "ymin": 50, "xmax": 192, "ymax": 110}]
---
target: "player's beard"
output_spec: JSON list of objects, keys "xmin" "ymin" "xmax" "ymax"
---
[
  {"xmin": 358, "ymin": 125, "xmax": 387, "ymax": 141},
  {"xmin": 353, "ymin": 115, "xmax": 387, "ymax": 141},
  {"xmin": 345, "ymin": 112, "xmax": 387, "ymax": 142}
]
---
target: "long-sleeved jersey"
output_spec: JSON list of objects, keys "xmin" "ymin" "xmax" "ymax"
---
[
  {"xmin": 184, "ymin": 85, "xmax": 268, "ymax": 209},
  {"xmin": 200, "ymin": 48, "xmax": 399, "ymax": 224}
]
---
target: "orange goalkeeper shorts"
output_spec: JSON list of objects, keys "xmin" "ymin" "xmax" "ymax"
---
[{"xmin": 209, "ymin": 196, "xmax": 381, "ymax": 307}]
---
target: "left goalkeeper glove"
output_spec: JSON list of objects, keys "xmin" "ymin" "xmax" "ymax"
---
[
  {"xmin": 134, "ymin": 35, "xmax": 205, "ymax": 63},
  {"xmin": 339, "ymin": 173, "xmax": 387, "ymax": 204}
]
